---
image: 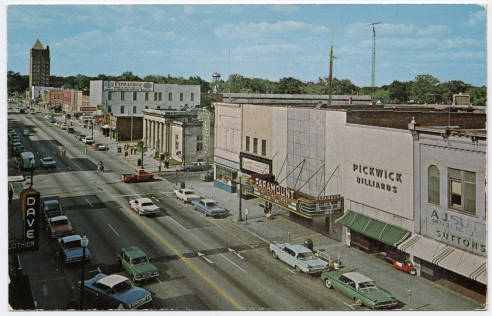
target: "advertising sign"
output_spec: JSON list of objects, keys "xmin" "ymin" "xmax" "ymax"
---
[
  {"xmin": 104, "ymin": 81, "xmax": 154, "ymax": 92},
  {"xmin": 97, "ymin": 104, "xmax": 104, "ymax": 110},
  {"xmin": 9, "ymin": 188, "xmax": 40, "ymax": 253},
  {"xmin": 240, "ymin": 152, "xmax": 272, "ymax": 175},
  {"xmin": 80, "ymin": 107, "xmax": 96, "ymax": 112}
]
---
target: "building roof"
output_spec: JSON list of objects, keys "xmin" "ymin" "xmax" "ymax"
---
[{"xmin": 32, "ymin": 39, "xmax": 44, "ymax": 50}]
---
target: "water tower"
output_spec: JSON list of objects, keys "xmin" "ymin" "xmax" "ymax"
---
[{"xmin": 212, "ymin": 72, "xmax": 221, "ymax": 93}]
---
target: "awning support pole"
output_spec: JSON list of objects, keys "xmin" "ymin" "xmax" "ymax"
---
[
  {"xmin": 293, "ymin": 160, "xmax": 306, "ymax": 190},
  {"xmin": 317, "ymin": 165, "xmax": 339, "ymax": 198},
  {"xmin": 297, "ymin": 163, "xmax": 325, "ymax": 192},
  {"xmin": 278, "ymin": 158, "xmax": 305, "ymax": 186}
]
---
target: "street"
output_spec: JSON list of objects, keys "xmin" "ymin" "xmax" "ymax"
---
[{"xmin": 8, "ymin": 109, "xmax": 484, "ymax": 311}]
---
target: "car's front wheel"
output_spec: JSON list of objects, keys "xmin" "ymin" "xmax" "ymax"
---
[
  {"xmin": 272, "ymin": 251, "xmax": 278, "ymax": 259},
  {"xmin": 324, "ymin": 279, "xmax": 333, "ymax": 289}
]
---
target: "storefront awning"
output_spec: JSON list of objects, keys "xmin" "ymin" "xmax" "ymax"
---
[
  {"xmin": 336, "ymin": 210, "xmax": 410, "ymax": 247},
  {"xmin": 398, "ymin": 235, "xmax": 487, "ymax": 285}
]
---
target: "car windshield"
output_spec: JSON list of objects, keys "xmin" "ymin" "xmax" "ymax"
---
[
  {"xmin": 184, "ymin": 191, "xmax": 194, "ymax": 195},
  {"xmin": 141, "ymin": 202, "xmax": 154, "ymax": 206},
  {"xmin": 298, "ymin": 252, "xmax": 316, "ymax": 260},
  {"xmin": 43, "ymin": 157, "xmax": 53, "ymax": 162},
  {"xmin": 113, "ymin": 280, "xmax": 133, "ymax": 293},
  {"xmin": 206, "ymin": 202, "xmax": 217, "ymax": 207},
  {"xmin": 132, "ymin": 256, "xmax": 148, "ymax": 264},
  {"xmin": 53, "ymin": 219, "xmax": 69, "ymax": 226},
  {"xmin": 45, "ymin": 203, "xmax": 60, "ymax": 211},
  {"xmin": 358, "ymin": 281, "xmax": 377, "ymax": 290},
  {"xmin": 65, "ymin": 240, "xmax": 81, "ymax": 248}
]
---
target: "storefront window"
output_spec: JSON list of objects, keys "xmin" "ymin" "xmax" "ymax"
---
[
  {"xmin": 216, "ymin": 167, "xmax": 237, "ymax": 186},
  {"xmin": 428, "ymin": 165, "xmax": 440, "ymax": 205},
  {"xmin": 448, "ymin": 168, "xmax": 476, "ymax": 215}
]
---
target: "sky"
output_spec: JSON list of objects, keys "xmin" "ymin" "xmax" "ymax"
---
[{"xmin": 4, "ymin": 2, "xmax": 488, "ymax": 87}]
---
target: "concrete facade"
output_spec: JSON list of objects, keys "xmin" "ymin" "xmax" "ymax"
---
[{"xmin": 90, "ymin": 80, "xmax": 201, "ymax": 115}]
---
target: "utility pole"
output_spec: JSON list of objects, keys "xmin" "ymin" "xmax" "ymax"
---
[{"xmin": 370, "ymin": 22, "xmax": 382, "ymax": 88}]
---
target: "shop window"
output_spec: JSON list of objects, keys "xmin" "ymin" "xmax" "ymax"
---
[
  {"xmin": 428, "ymin": 165, "xmax": 440, "ymax": 205},
  {"xmin": 448, "ymin": 168, "xmax": 476, "ymax": 215},
  {"xmin": 261, "ymin": 139, "xmax": 266, "ymax": 156},
  {"xmin": 180, "ymin": 92, "xmax": 184, "ymax": 101},
  {"xmin": 253, "ymin": 138, "xmax": 258, "ymax": 154},
  {"xmin": 216, "ymin": 167, "xmax": 237, "ymax": 186},
  {"xmin": 121, "ymin": 92, "xmax": 125, "ymax": 101},
  {"xmin": 246, "ymin": 136, "xmax": 250, "ymax": 151}
]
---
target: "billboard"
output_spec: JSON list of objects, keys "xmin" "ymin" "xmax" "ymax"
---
[{"xmin": 104, "ymin": 81, "xmax": 154, "ymax": 92}]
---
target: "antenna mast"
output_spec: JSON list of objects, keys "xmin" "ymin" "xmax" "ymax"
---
[
  {"xmin": 328, "ymin": 28, "xmax": 334, "ymax": 105},
  {"xmin": 370, "ymin": 22, "xmax": 381, "ymax": 88}
]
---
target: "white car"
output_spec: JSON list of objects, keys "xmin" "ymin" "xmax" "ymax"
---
[
  {"xmin": 82, "ymin": 136, "xmax": 94, "ymax": 144},
  {"xmin": 129, "ymin": 198, "xmax": 159, "ymax": 216},
  {"xmin": 174, "ymin": 188, "xmax": 201, "ymax": 203},
  {"xmin": 40, "ymin": 156, "xmax": 56, "ymax": 168}
]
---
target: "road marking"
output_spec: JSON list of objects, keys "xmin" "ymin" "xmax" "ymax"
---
[
  {"xmin": 85, "ymin": 198, "xmax": 93, "ymax": 207},
  {"xmin": 207, "ymin": 220, "xmax": 256, "ymax": 249},
  {"xmin": 228, "ymin": 247, "xmax": 244, "ymax": 260},
  {"xmin": 343, "ymin": 302, "xmax": 356, "ymax": 310},
  {"xmin": 112, "ymin": 196, "xmax": 245, "ymax": 310},
  {"xmin": 107, "ymin": 223, "xmax": 120, "ymax": 237},
  {"xmin": 220, "ymin": 254, "xmax": 247, "ymax": 273},
  {"xmin": 197, "ymin": 251, "xmax": 214, "ymax": 264}
]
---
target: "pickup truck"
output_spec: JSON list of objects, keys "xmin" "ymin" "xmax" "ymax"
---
[
  {"xmin": 121, "ymin": 169, "xmax": 154, "ymax": 183},
  {"xmin": 191, "ymin": 199, "xmax": 228, "ymax": 217},
  {"xmin": 129, "ymin": 198, "xmax": 159, "ymax": 216},
  {"xmin": 174, "ymin": 188, "xmax": 201, "ymax": 203},
  {"xmin": 269, "ymin": 243, "xmax": 329, "ymax": 274},
  {"xmin": 118, "ymin": 246, "xmax": 159, "ymax": 282},
  {"xmin": 320, "ymin": 270, "xmax": 398, "ymax": 309}
]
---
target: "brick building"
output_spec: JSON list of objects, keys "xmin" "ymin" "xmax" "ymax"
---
[{"xmin": 29, "ymin": 39, "xmax": 50, "ymax": 91}]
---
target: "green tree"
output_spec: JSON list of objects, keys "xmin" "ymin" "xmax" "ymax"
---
[
  {"xmin": 7, "ymin": 71, "xmax": 29, "ymax": 95},
  {"xmin": 118, "ymin": 71, "xmax": 142, "ymax": 81},
  {"xmin": 466, "ymin": 86, "xmax": 487, "ymax": 105},
  {"xmin": 388, "ymin": 80, "xmax": 411, "ymax": 103},
  {"xmin": 278, "ymin": 77, "xmax": 304, "ymax": 94},
  {"xmin": 438, "ymin": 80, "xmax": 471, "ymax": 104},
  {"xmin": 410, "ymin": 74, "xmax": 440, "ymax": 104}
]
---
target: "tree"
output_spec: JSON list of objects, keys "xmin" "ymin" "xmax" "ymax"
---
[
  {"xmin": 409, "ymin": 74, "xmax": 440, "ymax": 104},
  {"xmin": 118, "ymin": 71, "xmax": 142, "ymax": 81},
  {"xmin": 7, "ymin": 71, "xmax": 28, "ymax": 95},
  {"xmin": 466, "ymin": 86, "xmax": 487, "ymax": 105},
  {"xmin": 388, "ymin": 80, "xmax": 411, "ymax": 103},
  {"xmin": 438, "ymin": 80, "xmax": 471, "ymax": 104},
  {"xmin": 278, "ymin": 77, "xmax": 304, "ymax": 94}
]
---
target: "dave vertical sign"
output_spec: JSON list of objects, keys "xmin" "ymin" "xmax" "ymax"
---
[{"xmin": 9, "ymin": 188, "xmax": 40, "ymax": 252}]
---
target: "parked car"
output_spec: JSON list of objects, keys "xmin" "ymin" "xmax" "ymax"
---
[
  {"xmin": 40, "ymin": 156, "xmax": 57, "ymax": 168},
  {"xmin": 92, "ymin": 142, "xmax": 103, "ymax": 150},
  {"xmin": 12, "ymin": 143, "xmax": 24, "ymax": 156},
  {"xmin": 82, "ymin": 136, "xmax": 94, "ymax": 144},
  {"xmin": 174, "ymin": 188, "xmax": 200, "ymax": 203},
  {"xmin": 57, "ymin": 235, "xmax": 92, "ymax": 264},
  {"xmin": 191, "ymin": 199, "xmax": 227, "ymax": 217},
  {"xmin": 67, "ymin": 127, "xmax": 75, "ymax": 133},
  {"xmin": 42, "ymin": 199, "xmax": 63, "ymax": 222},
  {"xmin": 182, "ymin": 162, "xmax": 211, "ymax": 172},
  {"xmin": 47, "ymin": 215, "xmax": 73, "ymax": 238},
  {"xmin": 60, "ymin": 123, "xmax": 68, "ymax": 130},
  {"xmin": 118, "ymin": 247, "xmax": 159, "ymax": 282},
  {"xmin": 320, "ymin": 270, "xmax": 398, "ymax": 309},
  {"xmin": 200, "ymin": 169, "xmax": 214, "ymax": 182},
  {"xmin": 129, "ymin": 198, "xmax": 159, "ymax": 216},
  {"xmin": 269, "ymin": 243, "xmax": 329, "ymax": 274},
  {"xmin": 79, "ymin": 273, "xmax": 152, "ymax": 309},
  {"xmin": 76, "ymin": 134, "xmax": 86, "ymax": 142}
]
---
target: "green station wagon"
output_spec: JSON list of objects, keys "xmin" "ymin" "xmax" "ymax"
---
[
  {"xmin": 118, "ymin": 247, "xmax": 159, "ymax": 282},
  {"xmin": 321, "ymin": 270, "xmax": 398, "ymax": 309}
]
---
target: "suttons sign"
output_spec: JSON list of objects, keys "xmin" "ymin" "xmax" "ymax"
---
[
  {"xmin": 9, "ymin": 188, "xmax": 40, "ymax": 253},
  {"xmin": 245, "ymin": 174, "xmax": 343, "ymax": 219}
]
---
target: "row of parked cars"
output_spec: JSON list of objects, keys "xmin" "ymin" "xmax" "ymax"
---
[
  {"xmin": 269, "ymin": 242, "xmax": 399, "ymax": 310},
  {"xmin": 174, "ymin": 188, "xmax": 228, "ymax": 217},
  {"xmin": 42, "ymin": 199, "xmax": 156, "ymax": 309}
]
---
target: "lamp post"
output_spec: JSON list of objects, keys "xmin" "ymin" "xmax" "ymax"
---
[
  {"xmin": 91, "ymin": 121, "xmax": 94, "ymax": 139},
  {"xmin": 29, "ymin": 158, "xmax": 34, "ymax": 187},
  {"xmin": 234, "ymin": 175, "xmax": 243, "ymax": 222},
  {"xmin": 79, "ymin": 235, "xmax": 89, "ymax": 310}
]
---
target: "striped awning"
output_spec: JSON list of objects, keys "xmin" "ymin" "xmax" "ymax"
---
[
  {"xmin": 336, "ymin": 210, "xmax": 410, "ymax": 247},
  {"xmin": 398, "ymin": 235, "xmax": 487, "ymax": 285}
]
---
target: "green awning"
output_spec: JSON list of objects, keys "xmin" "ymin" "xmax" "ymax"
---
[{"xmin": 336, "ymin": 210, "xmax": 410, "ymax": 247}]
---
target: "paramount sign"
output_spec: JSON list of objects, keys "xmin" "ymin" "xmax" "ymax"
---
[{"xmin": 247, "ymin": 174, "xmax": 343, "ymax": 219}]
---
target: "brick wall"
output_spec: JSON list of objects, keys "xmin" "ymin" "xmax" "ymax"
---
[
  {"xmin": 115, "ymin": 116, "xmax": 143, "ymax": 141},
  {"xmin": 347, "ymin": 111, "xmax": 486, "ymax": 130}
]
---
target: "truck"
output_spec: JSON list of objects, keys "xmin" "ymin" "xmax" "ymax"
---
[
  {"xmin": 18, "ymin": 152, "xmax": 35, "ymax": 171},
  {"xmin": 121, "ymin": 169, "xmax": 154, "ymax": 183}
]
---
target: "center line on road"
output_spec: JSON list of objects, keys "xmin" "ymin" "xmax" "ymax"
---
[
  {"xmin": 107, "ymin": 223, "xmax": 120, "ymax": 237},
  {"xmin": 85, "ymin": 198, "xmax": 93, "ymax": 207},
  {"xmin": 220, "ymin": 254, "xmax": 247, "ymax": 274}
]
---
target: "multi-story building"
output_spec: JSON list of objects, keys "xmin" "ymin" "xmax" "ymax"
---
[
  {"xmin": 213, "ymin": 98, "xmax": 486, "ymax": 293},
  {"xmin": 90, "ymin": 80, "xmax": 201, "ymax": 115},
  {"xmin": 29, "ymin": 39, "xmax": 50, "ymax": 91}
]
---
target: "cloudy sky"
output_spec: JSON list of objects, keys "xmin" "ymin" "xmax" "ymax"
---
[{"xmin": 5, "ymin": 3, "xmax": 487, "ymax": 87}]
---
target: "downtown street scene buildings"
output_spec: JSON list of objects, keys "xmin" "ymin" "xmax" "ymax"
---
[{"xmin": 7, "ymin": 5, "xmax": 487, "ymax": 312}]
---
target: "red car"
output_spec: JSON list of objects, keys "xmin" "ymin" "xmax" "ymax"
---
[{"xmin": 47, "ymin": 215, "xmax": 73, "ymax": 238}]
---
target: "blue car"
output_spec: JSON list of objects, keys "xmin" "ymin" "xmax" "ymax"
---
[
  {"xmin": 80, "ymin": 273, "xmax": 152, "ymax": 309},
  {"xmin": 57, "ymin": 235, "xmax": 91, "ymax": 264},
  {"xmin": 191, "ymin": 199, "xmax": 228, "ymax": 217}
]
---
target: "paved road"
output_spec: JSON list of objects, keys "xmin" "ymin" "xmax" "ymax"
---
[{"xmin": 8, "ymin": 109, "xmax": 485, "ymax": 311}]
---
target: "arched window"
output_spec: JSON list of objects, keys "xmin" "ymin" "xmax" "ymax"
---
[{"xmin": 428, "ymin": 165, "xmax": 440, "ymax": 205}]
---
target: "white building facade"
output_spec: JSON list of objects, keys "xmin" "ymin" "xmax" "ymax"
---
[{"xmin": 90, "ymin": 80, "xmax": 201, "ymax": 115}]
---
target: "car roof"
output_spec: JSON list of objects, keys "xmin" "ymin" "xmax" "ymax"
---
[
  {"xmin": 286, "ymin": 244, "xmax": 312, "ymax": 253},
  {"xmin": 98, "ymin": 274, "xmax": 128, "ymax": 287},
  {"xmin": 137, "ymin": 198, "xmax": 153, "ymax": 203},
  {"xmin": 42, "ymin": 156, "xmax": 53, "ymax": 160},
  {"xmin": 50, "ymin": 215, "xmax": 68, "ymax": 221},
  {"xmin": 61, "ymin": 235, "xmax": 81, "ymax": 243},
  {"xmin": 202, "ymin": 199, "xmax": 216, "ymax": 203},
  {"xmin": 122, "ymin": 246, "xmax": 146, "ymax": 258},
  {"xmin": 182, "ymin": 188, "xmax": 194, "ymax": 192},
  {"xmin": 343, "ymin": 272, "xmax": 374, "ymax": 284},
  {"xmin": 44, "ymin": 200, "xmax": 59, "ymax": 205}
]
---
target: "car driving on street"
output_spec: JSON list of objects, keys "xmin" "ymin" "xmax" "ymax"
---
[
  {"xmin": 270, "ymin": 243, "xmax": 329, "ymax": 274},
  {"xmin": 174, "ymin": 188, "xmax": 201, "ymax": 203},
  {"xmin": 118, "ymin": 247, "xmax": 159, "ymax": 282},
  {"xmin": 40, "ymin": 156, "xmax": 57, "ymax": 168},
  {"xmin": 191, "ymin": 199, "xmax": 227, "ymax": 217},
  {"xmin": 129, "ymin": 198, "xmax": 159, "ymax": 216}
]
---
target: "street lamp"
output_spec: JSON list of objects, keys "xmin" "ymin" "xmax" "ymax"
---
[
  {"xmin": 29, "ymin": 158, "xmax": 34, "ymax": 187},
  {"xmin": 233, "ymin": 175, "xmax": 243, "ymax": 222},
  {"xmin": 79, "ymin": 235, "xmax": 89, "ymax": 310}
]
